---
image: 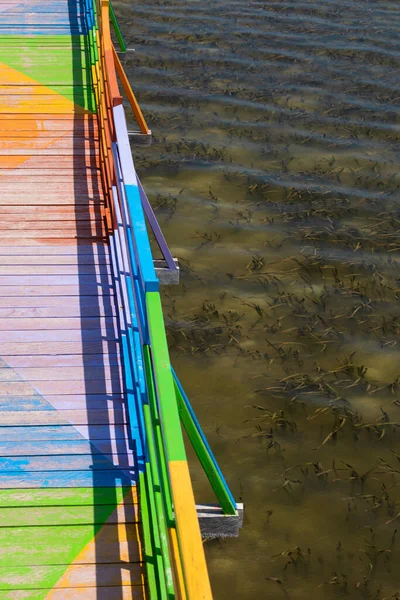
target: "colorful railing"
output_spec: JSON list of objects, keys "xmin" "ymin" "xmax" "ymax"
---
[{"xmin": 86, "ymin": 1, "xmax": 240, "ymax": 598}]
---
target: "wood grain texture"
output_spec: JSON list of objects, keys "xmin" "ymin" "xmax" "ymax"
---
[
  {"xmin": 44, "ymin": 586, "xmax": 144, "ymax": 599},
  {"xmin": 0, "ymin": 285, "xmax": 114, "ymax": 296},
  {"xmin": 0, "ymin": 522, "xmax": 141, "ymax": 566},
  {"xmin": 0, "ymin": 439, "xmax": 132, "ymax": 456},
  {"xmin": 0, "ymin": 424, "xmax": 131, "ymax": 442},
  {"xmin": 0, "ymin": 487, "xmax": 136, "ymax": 507},
  {"xmin": 0, "ymin": 364, "xmax": 122, "ymax": 380},
  {"xmin": 0, "ymin": 408, "xmax": 126, "ymax": 425},
  {"xmin": 0, "ymin": 563, "xmax": 143, "ymax": 589},
  {"xmin": 0, "ymin": 453, "xmax": 134, "ymax": 471},
  {"xmin": 1, "ymin": 353, "xmax": 120, "ymax": 367},
  {"xmin": 0, "ymin": 503, "xmax": 139, "ymax": 527},
  {"xmin": 0, "ymin": 378, "xmax": 122, "ymax": 394},
  {"xmin": 0, "ymin": 329, "xmax": 118, "ymax": 342},
  {"xmin": 0, "ymin": 471, "xmax": 134, "ymax": 489},
  {"xmin": 0, "ymin": 316, "xmax": 117, "ymax": 330}
]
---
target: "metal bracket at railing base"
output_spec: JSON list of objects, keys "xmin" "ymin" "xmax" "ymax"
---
[
  {"xmin": 128, "ymin": 130, "xmax": 152, "ymax": 145},
  {"xmin": 154, "ymin": 258, "xmax": 180, "ymax": 285},
  {"xmin": 196, "ymin": 503, "xmax": 244, "ymax": 539}
]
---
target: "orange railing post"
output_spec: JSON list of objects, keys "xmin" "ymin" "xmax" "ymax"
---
[{"xmin": 112, "ymin": 45, "xmax": 151, "ymax": 135}]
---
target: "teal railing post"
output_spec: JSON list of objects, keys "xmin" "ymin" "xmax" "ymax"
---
[{"xmin": 172, "ymin": 368, "xmax": 237, "ymax": 516}]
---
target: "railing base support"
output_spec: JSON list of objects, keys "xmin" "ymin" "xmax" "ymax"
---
[
  {"xmin": 128, "ymin": 130, "xmax": 152, "ymax": 145},
  {"xmin": 154, "ymin": 258, "xmax": 180, "ymax": 285},
  {"xmin": 197, "ymin": 503, "xmax": 244, "ymax": 539}
]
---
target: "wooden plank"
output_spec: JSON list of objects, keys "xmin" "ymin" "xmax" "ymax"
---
[
  {"xmin": 0, "ymin": 528, "xmax": 141, "ymax": 566},
  {"xmin": 0, "ymin": 504, "xmax": 139, "ymax": 527},
  {"xmin": 0, "ymin": 285, "xmax": 115, "ymax": 296},
  {"xmin": 0, "ymin": 341, "xmax": 120, "ymax": 355},
  {"xmin": 0, "ymin": 155, "xmax": 101, "ymax": 168},
  {"xmin": 0, "ymin": 230, "xmax": 106, "ymax": 239},
  {"xmin": 0, "ymin": 291, "xmax": 115, "ymax": 303},
  {"xmin": 0, "ymin": 297, "xmax": 116, "ymax": 310},
  {"xmin": 0, "ymin": 174, "xmax": 102, "ymax": 183},
  {"xmin": 38, "ymin": 586, "xmax": 143, "ymax": 599},
  {"xmin": 0, "ymin": 183, "xmax": 102, "ymax": 194},
  {"xmin": 0, "ymin": 265, "xmax": 110, "ymax": 275},
  {"xmin": 0, "ymin": 205, "xmax": 102, "ymax": 216},
  {"xmin": 0, "ymin": 364, "xmax": 122, "ymax": 381},
  {"xmin": 0, "ymin": 316, "xmax": 117, "ymax": 331},
  {"xmin": 2, "ymin": 353, "xmax": 120, "ymax": 367},
  {"xmin": 0, "ymin": 200, "xmax": 104, "ymax": 209},
  {"xmin": 0, "ymin": 379, "xmax": 122, "ymax": 395},
  {"xmin": 0, "ymin": 223, "xmax": 106, "ymax": 234},
  {"xmin": 0, "ymin": 114, "xmax": 97, "ymax": 123},
  {"xmin": 0, "ymin": 439, "xmax": 133, "ymax": 457},
  {"xmin": 0, "ymin": 205, "xmax": 101, "ymax": 215},
  {"xmin": 0, "ymin": 453, "xmax": 134, "ymax": 471},
  {"xmin": 0, "ymin": 487, "xmax": 136, "ymax": 507},
  {"xmin": 0, "ymin": 328, "xmax": 118, "ymax": 343},
  {"xmin": 0, "ymin": 563, "xmax": 143, "ymax": 589},
  {"xmin": 0, "ymin": 524, "xmax": 141, "ymax": 566},
  {"xmin": 0, "ymin": 255, "xmax": 110, "ymax": 265},
  {"xmin": 0, "ymin": 409, "xmax": 126, "ymax": 425},
  {"xmin": 0, "ymin": 424, "xmax": 131, "ymax": 441},
  {"xmin": 0, "ymin": 239, "xmax": 110, "ymax": 247},
  {"xmin": 0, "ymin": 245, "xmax": 110, "ymax": 256},
  {"xmin": 0, "ymin": 140, "xmax": 100, "ymax": 151},
  {"xmin": 0, "ymin": 173, "xmax": 101, "ymax": 185},
  {"xmin": 0, "ymin": 148, "xmax": 99, "ymax": 155},
  {"xmin": 0, "ymin": 394, "xmax": 55, "ymax": 411},
  {"xmin": 0, "ymin": 306, "xmax": 117, "ymax": 318},
  {"xmin": 0, "ymin": 219, "xmax": 104, "ymax": 229},
  {"xmin": 0, "ymin": 395, "xmax": 125, "ymax": 411},
  {"xmin": 0, "ymin": 125, "xmax": 99, "ymax": 136},
  {"xmin": 0, "ymin": 470, "xmax": 133, "ymax": 488}
]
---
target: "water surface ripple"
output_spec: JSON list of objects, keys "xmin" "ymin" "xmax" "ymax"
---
[{"xmin": 115, "ymin": 1, "xmax": 400, "ymax": 598}]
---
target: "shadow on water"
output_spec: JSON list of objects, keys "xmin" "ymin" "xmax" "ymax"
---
[{"xmin": 68, "ymin": 1, "xmax": 140, "ymax": 597}]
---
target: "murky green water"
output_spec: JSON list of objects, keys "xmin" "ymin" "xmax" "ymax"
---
[{"xmin": 115, "ymin": 1, "xmax": 400, "ymax": 597}]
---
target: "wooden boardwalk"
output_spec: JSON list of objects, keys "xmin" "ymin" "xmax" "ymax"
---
[
  {"xmin": 0, "ymin": 2, "xmax": 145, "ymax": 598},
  {"xmin": 0, "ymin": 0, "xmax": 221, "ymax": 599}
]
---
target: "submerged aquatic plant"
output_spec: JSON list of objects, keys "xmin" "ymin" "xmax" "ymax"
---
[{"xmin": 118, "ymin": 0, "xmax": 400, "ymax": 595}]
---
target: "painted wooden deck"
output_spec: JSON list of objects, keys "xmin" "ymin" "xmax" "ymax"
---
[{"xmin": 0, "ymin": 2, "xmax": 145, "ymax": 598}]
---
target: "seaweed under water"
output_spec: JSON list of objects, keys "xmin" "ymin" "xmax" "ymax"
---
[{"xmin": 114, "ymin": 0, "xmax": 400, "ymax": 598}]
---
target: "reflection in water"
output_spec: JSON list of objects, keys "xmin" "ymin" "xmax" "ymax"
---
[{"xmin": 115, "ymin": 0, "xmax": 400, "ymax": 598}]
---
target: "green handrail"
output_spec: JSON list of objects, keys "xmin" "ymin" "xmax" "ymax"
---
[{"xmin": 146, "ymin": 291, "xmax": 213, "ymax": 599}]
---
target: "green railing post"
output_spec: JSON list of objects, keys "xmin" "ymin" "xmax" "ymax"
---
[
  {"xmin": 144, "ymin": 346, "xmax": 174, "ymax": 527},
  {"xmin": 109, "ymin": 0, "xmax": 127, "ymax": 52}
]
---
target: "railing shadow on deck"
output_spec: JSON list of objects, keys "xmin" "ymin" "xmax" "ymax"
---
[
  {"xmin": 68, "ymin": 1, "xmax": 141, "ymax": 598},
  {"xmin": 68, "ymin": 3, "xmax": 218, "ymax": 599}
]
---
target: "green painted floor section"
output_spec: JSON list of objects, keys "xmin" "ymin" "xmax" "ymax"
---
[{"xmin": 0, "ymin": 36, "xmax": 96, "ymax": 111}]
